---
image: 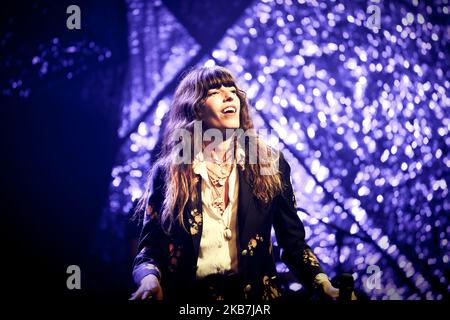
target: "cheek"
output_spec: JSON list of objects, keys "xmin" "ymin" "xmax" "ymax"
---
[
  {"xmin": 203, "ymin": 101, "xmax": 222, "ymax": 116},
  {"xmin": 201, "ymin": 105, "xmax": 221, "ymax": 125}
]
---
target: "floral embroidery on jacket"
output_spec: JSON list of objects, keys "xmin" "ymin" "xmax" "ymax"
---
[
  {"xmin": 303, "ymin": 248, "xmax": 320, "ymax": 268},
  {"xmin": 188, "ymin": 208, "xmax": 202, "ymax": 235},
  {"xmin": 243, "ymin": 234, "xmax": 263, "ymax": 256},
  {"xmin": 243, "ymin": 284, "xmax": 252, "ymax": 299},
  {"xmin": 168, "ymin": 242, "xmax": 182, "ymax": 272},
  {"xmin": 262, "ymin": 275, "xmax": 281, "ymax": 300}
]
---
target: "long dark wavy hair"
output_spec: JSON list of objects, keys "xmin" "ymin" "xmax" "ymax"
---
[{"xmin": 137, "ymin": 66, "xmax": 283, "ymax": 233}]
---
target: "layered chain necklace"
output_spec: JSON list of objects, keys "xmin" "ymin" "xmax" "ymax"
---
[{"xmin": 205, "ymin": 148, "xmax": 235, "ymax": 241}]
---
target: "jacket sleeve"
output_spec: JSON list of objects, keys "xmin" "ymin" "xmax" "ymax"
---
[
  {"xmin": 272, "ymin": 153, "xmax": 325, "ymax": 292},
  {"xmin": 132, "ymin": 166, "xmax": 169, "ymax": 285}
]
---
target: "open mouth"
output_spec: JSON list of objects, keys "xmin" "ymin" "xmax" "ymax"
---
[{"xmin": 222, "ymin": 106, "xmax": 237, "ymax": 114}]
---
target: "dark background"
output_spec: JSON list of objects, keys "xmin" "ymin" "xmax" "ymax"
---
[{"xmin": 1, "ymin": 0, "xmax": 128, "ymax": 299}]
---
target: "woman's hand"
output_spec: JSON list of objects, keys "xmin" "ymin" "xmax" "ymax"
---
[
  {"xmin": 322, "ymin": 280, "xmax": 357, "ymax": 300},
  {"xmin": 129, "ymin": 274, "xmax": 164, "ymax": 300}
]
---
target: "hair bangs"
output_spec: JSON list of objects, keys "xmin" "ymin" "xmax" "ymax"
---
[{"xmin": 201, "ymin": 67, "xmax": 236, "ymax": 92}]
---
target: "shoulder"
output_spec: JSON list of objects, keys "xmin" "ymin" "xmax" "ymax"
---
[
  {"xmin": 277, "ymin": 150, "xmax": 292, "ymax": 178},
  {"xmin": 147, "ymin": 163, "xmax": 167, "ymax": 203},
  {"xmin": 152, "ymin": 163, "xmax": 166, "ymax": 184}
]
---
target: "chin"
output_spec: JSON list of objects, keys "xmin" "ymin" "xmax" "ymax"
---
[
  {"xmin": 225, "ymin": 123, "xmax": 240, "ymax": 129},
  {"xmin": 229, "ymin": 120, "xmax": 240, "ymax": 128}
]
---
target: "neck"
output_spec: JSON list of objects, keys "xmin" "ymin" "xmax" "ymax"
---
[{"xmin": 203, "ymin": 135, "xmax": 235, "ymax": 163}]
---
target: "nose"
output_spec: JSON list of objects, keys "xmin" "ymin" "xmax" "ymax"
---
[{"xmin": 223, "ymin": 91, "xmax": 234, "ymax": 102}]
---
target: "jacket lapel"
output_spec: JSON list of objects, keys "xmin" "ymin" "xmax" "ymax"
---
[
  {"xmin": 186, "ymin": 177, "xmax": 203, "ymax": 266},
  {"xmin": 237, "ymin": 165, "xmax": 252, "ymax": 251}
]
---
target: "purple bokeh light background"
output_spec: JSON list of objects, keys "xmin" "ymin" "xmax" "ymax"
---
[{"xmin": 1, "ymin": 0, "xmax": 448, "ymax": 300}]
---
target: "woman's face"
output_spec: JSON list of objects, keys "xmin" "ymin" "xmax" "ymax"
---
[{"xmin": 201, "ymin": 85, "xmax": 241, "ymax": 130}]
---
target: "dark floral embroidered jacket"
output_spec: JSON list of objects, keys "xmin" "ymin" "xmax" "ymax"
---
[{"xmin": 132, "ymin": 153, "xmax": 325, "ymax": 301}]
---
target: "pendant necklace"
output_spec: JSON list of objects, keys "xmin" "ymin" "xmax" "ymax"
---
[{"xmin": 206, "ymin": 151, "xmax": 234, "ymax": 241}]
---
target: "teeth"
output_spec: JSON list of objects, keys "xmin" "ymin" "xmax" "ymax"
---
[{"xmin": 223, "ymin": 107, "xmax": 235, "ymax": 113}]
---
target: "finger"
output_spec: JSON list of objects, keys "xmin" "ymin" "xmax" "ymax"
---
[
  {"xmin": 141, "ymin": 290, "xmax": 153, "ymax": 300},
  {"xmin": 129, "ymin": 292, "xmax": 139, "ymax": 300},
  {"xmin": 130, "ymin": 287, "xmax": 145, "ymax": 300},
  {"xmin": 331, "ymin": 288, "xmax": 339, "ymax": 300},
  {"xmin": 129, "ymin": 290, "xmax": 139, "ymax": 300},
  {"xmin": 351, "ymin": 292, "xmax": 357, "ymax": 300}
]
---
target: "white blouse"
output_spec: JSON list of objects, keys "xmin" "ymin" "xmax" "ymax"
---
[{"xmin": 192, "ymin": 152, "xmax": 239, "ymax": 279}]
